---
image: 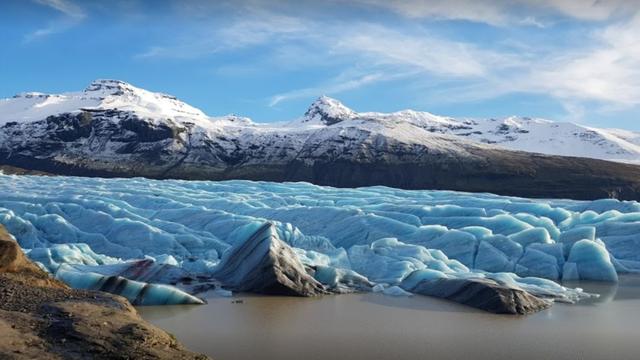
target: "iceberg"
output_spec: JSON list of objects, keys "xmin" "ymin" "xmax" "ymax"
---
[
  {"xmin": 517, "ymin": 248, "xmax": 560, "ymax": 280},
  {"xmin": 26, "ymin": 243, "xmax": 120, "ymax": 272},
  {"xmin": 311, "ymin": 265, "xmax": 373, "ymax": 293},
  {"xmin": 474, "ymin": 240, "xmax": 514, "ymax": 273},
  {"xmin": 64, "ymin": 258, "xmax": 197, "ymax": 285},
  {"xmin": 55, "ymin": 265, "xmax": 205, "ymax": 305},
  {"xmin": 212, "ymin": 222, "xmax": 327, "ymax": 296},
  {"xmin": 400, "ymin": 272, "xmax": 552, "ymax": 315},
  {"xmin": 563, "ymin": 240, "xmax": 618, "ymax": 282}
]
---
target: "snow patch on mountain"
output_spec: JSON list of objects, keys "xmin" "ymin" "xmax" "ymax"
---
[
  {"xmin": 300, "ymin": 95, "xmax": 356, "ymax": 126},
  {"xmin": 1, "ymin": 79, "xmax": 640, "ymax": 164},
  {"xmin": 298, "ymin": 97, "xmax": 640, "ymax": 164},
  {"xmin": 0, "ymin": 79, "xmax": 217, "ymax": 130}
]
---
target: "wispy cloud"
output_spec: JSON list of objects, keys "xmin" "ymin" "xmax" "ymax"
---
[
  {"xmin": 135, "ymin": 7, "xmax": 314, "ymax": 59},
  {"xmin": 270, "ymin": 72, "xmax": 392, "ymax": 107},
  {"xmin": 333, "ymin": 24, "xmax": 523, "ymax": 78},
  {"xmin": 358, "ymin": 0, "xmax": 633, "ymax": 25},
  {"xmin": 329, "ymin": 5, "xmax": 640, "ymax": 115},
  {"xmin": 34, "ymin": 0, "xmax": 86, "ymax": 19},
  {"xmin": 132, "ymin": 0, "xmax": 640, "ymax": 122},
  {"xmin": 25, "ymin": 0, "xmax": 86, "ymax": 42},
  {"xmin": 531, "ymin": 0, "xmax": 631, "ymax": 21},
  {"xmin": 355, "ymin": 0, "xmax": 513, "ymax": 26},
  {"xmin": 524, "ymin": 14, "xmax": 640, "ymax": 105},
  {"xmin": 267, "ymin": 23, "xmax": 524, "ymax": 106}
]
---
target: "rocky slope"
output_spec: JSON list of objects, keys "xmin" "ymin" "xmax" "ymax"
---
[
  {"xmin": 0, "ymin": 225, "xmax": 208, "ymax": 360},
  {"xmin": 2, "ymin": 80, "xmax": 640, "ymax": 200}
]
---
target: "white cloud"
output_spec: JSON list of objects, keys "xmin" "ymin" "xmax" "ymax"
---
[
  {"xmin": 357, "ymin": 0, "xmax": 635, "ymax": 25},
  {"xmin": 353, "ymin": 0, "xmax": 512, "ymax": 25},
  {"xmin": 525, "ymin": 14, "xmax": 640, "ymax": 105},
  {"xmin": 328, "ymin": 13, "xmax": 640, "ymax": 117},
  {"xmin": 24, "ymin": 22, "xmax": 74, "ymax": 42},
  {"xmin": 135, "ymin": 9, "xmax": 315, "ymax": 59},
  {"xmin": 333, "ymin": 24, "xmax": 523, "ymax": 78},
  {"xmin": 26, "ymin": 0, "xmax": 86, "ymax": 42},
  {"xmin": 270, "ymin": 72, "xmax": 397, "ymax": 106},
  {"xmin": 532, "ymin": 0, "xmax": 632, "ymax": 21},
  {"xmin": 34, "ymin": 0, "xmax": 86, "ymax": 19},
  {"xmin": 262, "ymin": 23, "xmax": 527, "ymax": 106},
  {"xmin": 217, "ymin": 10, "xmax": 311, "ymax": 49},
  {"xmin": 134, "ymin": 0, "xmax": 640, "ymax": 121}
]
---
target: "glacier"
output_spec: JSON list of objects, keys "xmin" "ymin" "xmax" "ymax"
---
[{"xmin": 1, "ymin": 173, "xmax": 640, "ymax": 307}]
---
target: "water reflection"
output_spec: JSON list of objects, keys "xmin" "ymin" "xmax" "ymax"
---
[
  {"xmin": 560, "ymin": 275, "xmax": 640, "ymax": 305},
  {"xmin": 562, "ymin": 280, "xmax": 619, "ymax": 305}
]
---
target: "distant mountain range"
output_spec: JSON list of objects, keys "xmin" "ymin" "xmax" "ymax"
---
[
  {"xmin": 301, "ymin": 95, "xmax": 640, "ymax": 165},
  {"xmin": 2, "ymin": 79, "xmax": 640, "ymax": 200}
]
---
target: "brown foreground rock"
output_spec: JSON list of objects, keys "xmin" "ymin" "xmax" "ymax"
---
[{"xmin": 0, "ymin": 225, "xmax": 209, "ymax": 360}]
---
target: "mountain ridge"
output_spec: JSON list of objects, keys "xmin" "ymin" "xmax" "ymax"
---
[
  {"xmin": 4, "ymin": 79, "xmax": 640, "ymax": 164},
  {"xmin": 2, "ymin": 79, "xmax": 640, "ymax": 200}
]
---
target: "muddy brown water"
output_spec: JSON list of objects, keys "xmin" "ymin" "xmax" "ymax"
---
[{"xmin": 138, "ymin": 276, "xmax": 640, "ymax": 360}]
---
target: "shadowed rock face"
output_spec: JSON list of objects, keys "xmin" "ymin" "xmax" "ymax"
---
[
  {"xmin": 213, "ymin": 223, "xmax": 327, "ymax": 296},
  {"xmin": 401, "ymin": 276, "xmax": 551, "ymax": 315}
]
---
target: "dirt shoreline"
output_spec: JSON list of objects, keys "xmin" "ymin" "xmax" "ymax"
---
[{"xmin": 0, "ymin": 225, "xmax": 210, "ymax": 359}]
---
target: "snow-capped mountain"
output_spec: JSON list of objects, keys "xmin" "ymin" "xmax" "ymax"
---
[
  {"xmin": 296, "ymin": 96, "xmax": 640, "ymax": 164},
  {"xmin": 0, "ymin": 79, "xmax": 221, "ymax": 129},
  {"xmin": 2, "ymin": 79, "xmax": 640, "ymax": 200},
  {"xmin": 409, "ymin": 114, "xmax": 640, "ymax": 165},
  {"xmin": 300, "ymin": 95, "xmax": 357, "ymax": 125}
]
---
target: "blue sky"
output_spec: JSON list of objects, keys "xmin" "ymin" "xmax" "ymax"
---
[{"xmin": 2, "ymin": 0, "xmax": 640, "ymax": 129}]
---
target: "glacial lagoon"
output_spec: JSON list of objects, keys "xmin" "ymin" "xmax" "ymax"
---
[
  {"xmin": 139, "ymin": 275, "xmax": 640, "ymax": 360},
  {"xmin": 3, "ymin": 174, "xmax": 640, "ymax": 356}
]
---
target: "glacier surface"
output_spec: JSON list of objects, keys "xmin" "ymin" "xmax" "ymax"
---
[{"xmin": 1, "ymin": 174, "xmax": 639, "ymax": 302}]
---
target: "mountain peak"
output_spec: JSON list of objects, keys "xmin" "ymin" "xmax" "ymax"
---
[
  {"xmin": 303, "ymin": 96, "xmax": 355, "ymax": 125},
  {"xmin": 84, "ymin": 79, "xmax": 139, "ymax": 96}
]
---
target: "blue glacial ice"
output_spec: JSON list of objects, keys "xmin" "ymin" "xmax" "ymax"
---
[
  {"xmin": 1, "ymin": 174, "xmax": 640, "ymax": 303},
  {"xmin": 55, "ymin": 264, "xmax": 205, "ymax": 305}
]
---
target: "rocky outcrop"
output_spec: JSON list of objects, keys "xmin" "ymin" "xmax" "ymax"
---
[
  {"xmin": 401, "ymin": 274, "xmax": 551, "ymax": 315},
  {"xmin": 213, "ymin": 223, "xmax": 327, "ymax": 296},
  {"xmin": 0, "ymin": 225, "xmax": 209, "ymax": 359},
  {"xmin": 0, "ymin": 225, "xmax": 44, "ymax": 274}
]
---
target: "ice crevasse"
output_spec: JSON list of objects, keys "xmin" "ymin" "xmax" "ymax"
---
[{"xmin": 0, "ymin": 174, "xmax": 638, "ymax": 303}]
